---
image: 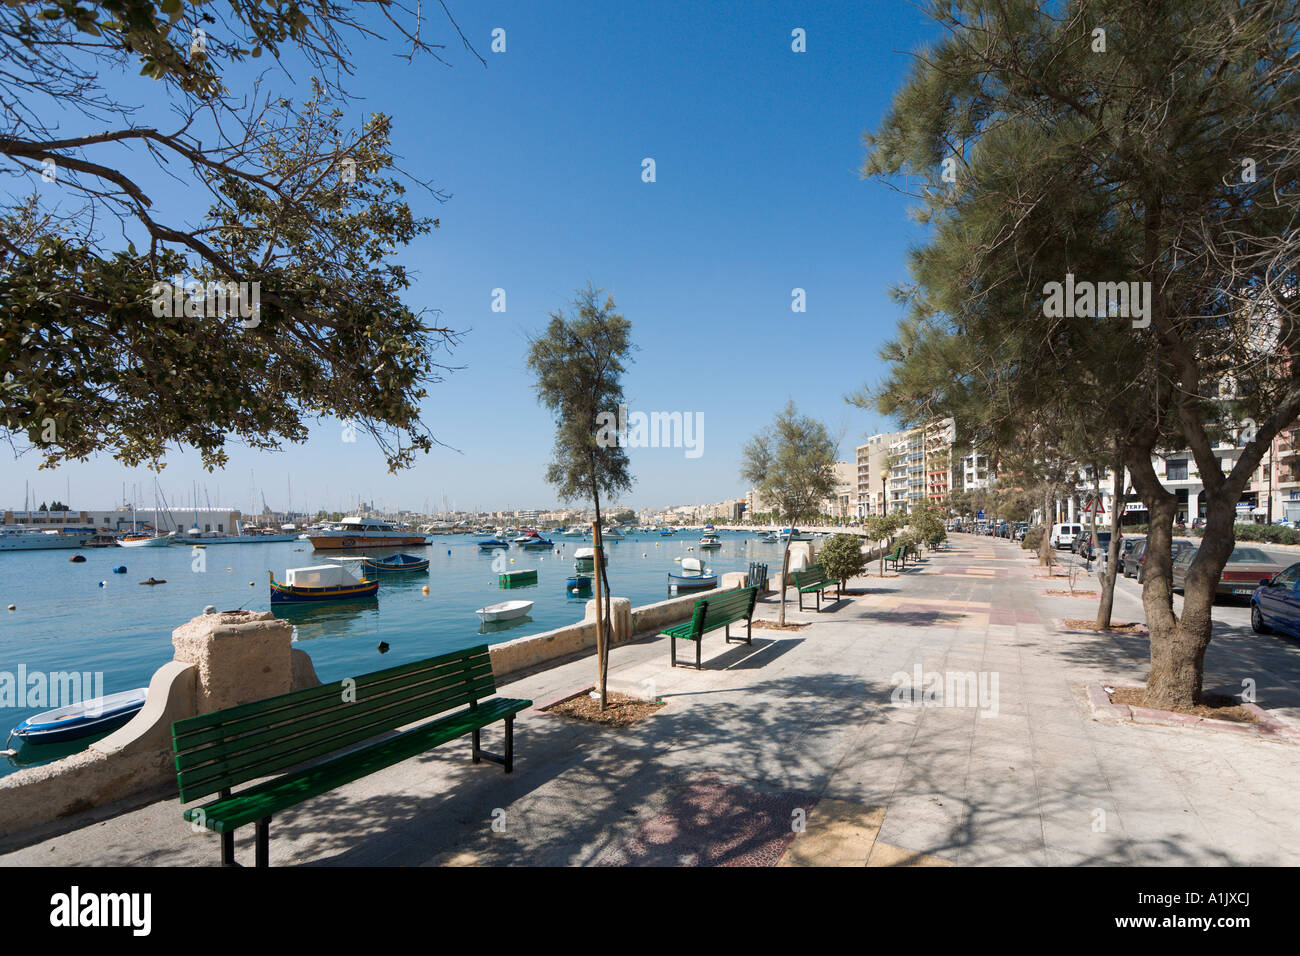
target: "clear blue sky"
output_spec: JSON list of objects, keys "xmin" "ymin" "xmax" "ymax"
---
[{"xmin": 7, "ymin": 0, "xmax": 940, "ymax": 516}]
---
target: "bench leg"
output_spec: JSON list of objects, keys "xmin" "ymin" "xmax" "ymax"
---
[
  {"xmin": 504, "ymin": 716, "xmax": 514, "ymax": 774},
  {"xmin": 696, "ymin": 637, "xmax": 702, "ymax": 669},
  {"xmin": 472, "ymin": 727, "xmax": 482, "ymax": 763},
  {"xmin": 221, "ymin": 831, "xmax": 235, "ymax": 867},
  {"xmin": 255, "ymin": 817, "xmax": 270, "ymax": 868},
  {"xmin": 670, "ymin": 634, "xmax": 676, "ymax": 667},
  {"xmin": 798, "ymin": 590, "xmax": 805, "ymax": 611},
  {"xmin": 747, "ymin": 618, "xmax": 752, "ymax": 645}
]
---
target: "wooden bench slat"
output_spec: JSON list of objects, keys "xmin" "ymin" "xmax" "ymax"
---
[
  {"xmin": 174, "ymin": 670, "xmax": 497, "ymax": 779},
  {"xmin": 183, "ymin": 697, "xmax": 531, "ymax": 833},
  {"xmin": 173, "ymin": 646, "xmax": 493, "ymax": 738},
  {"xmin": 173, "ymin": 662, "xmax": 493, "ymax": 766}
]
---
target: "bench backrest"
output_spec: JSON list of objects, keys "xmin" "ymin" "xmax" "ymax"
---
[
  {"xmin": 693, "ymin": 586, "xmax": 758, "ymax": 634},
  {"xmin": 793, "ymin": 563, "xmax": 828, "ymax": 585},
  {"xmin": 747, "ymin": 562, "xmax": 768, "ymax": 588},
  {"xmin": 171, "ymin": 645, "xmax": 496, "ymax": 803}
]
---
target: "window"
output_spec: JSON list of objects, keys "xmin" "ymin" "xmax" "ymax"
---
[{"xmin": 1166, "ymin": 459, "xmax": 1188, "ymax": 481}]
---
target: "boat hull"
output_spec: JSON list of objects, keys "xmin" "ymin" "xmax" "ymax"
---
[
  {"xmin": 0, "ymin": 533, "xmax": 92, "ymax": 551},
  {"xmin": 10, "ymin": 688, "xmax": 148, "ymax": 744},
  {"xmin": 362, "ymin": 554, "xmax": 430, "ymax": 573},
  {"xmin": 668, "ymin": 573, "xmax": 719, "ymax": 590},
  {"xmin": 270, "ymin": 578, "xmax": 380, "ymax": 604},
  {"xmin": 309, "ymin": 534, "xmax": 427, "ymax": 551}
]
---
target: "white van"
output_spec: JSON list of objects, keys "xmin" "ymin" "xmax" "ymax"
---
[{"xmin": 1050, "ymin": 523, "xmax": 1083, "ymax": 549}]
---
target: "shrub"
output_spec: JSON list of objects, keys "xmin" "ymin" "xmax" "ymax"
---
[
  {"xmin": 1021, "ymin": 525, "xmax": 1045, "ymax": 551},
  {"xmin": 820, "ymin": 533, "xmax": 867, "ymax": 588}
]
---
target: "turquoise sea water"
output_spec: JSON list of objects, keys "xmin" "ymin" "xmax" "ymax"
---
[{"xmin": 0, "ymin": 530, "xmax": 789, "ymax": 776}]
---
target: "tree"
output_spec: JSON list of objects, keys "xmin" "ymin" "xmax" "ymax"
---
[
  {"xmin": 859, "ymin": 0, "xmax": 1300, "ymax": 707},
  {"xmin": 2, "ymin": 1, "xmax": 478, "ymax": 471},
  {"xmin": 526, "ymin": 284, "xmax": 634, "ymax": 710},
  {"xmin": 820, "ymin": 533, "xmax": 867, "ymax": 592},
  {"xmin": 740, "ymin": 402, "xmax": 839, "ymax": 625}
]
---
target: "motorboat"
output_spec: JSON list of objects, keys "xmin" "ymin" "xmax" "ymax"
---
[
  {"xmin": 573, "ymin": 547, "xmax": 605, "ymax": 572},
  {"xmin": 476, "ymin": 599, "xmax": 534, "ymax": 623},
  {"xmin": 6, "ymin": 687, "xmax": 147, "ymax": 746},
  {"xmin": 307, "ymin": 516, "xmax": 427, "ymax": 551},
  {"xmin": 601, "ymin": 527, "xmax": 625, "ymax": 539},
  {"xmin": 668, "ymin": 557, "xmax": 718, "ymax": 591},
  {"xmin": 117, "ymin": 530, "xmax": 172, "ymax": 548},
  {"xmin": 0, "ymin": 526, "xmax": 93, "ymax": 551},
  {"xmin": 758, "ymin": 532, "xmax": 779, "ymax": 543},
  {"xmin": 699, "ymin": 532, "xmax": 722, "ymax": 549},
  {"xmin": 562, "ymin": 527, "xmax": 588, "ymax": 538},
  {"xmin": 566, "ymin": 574, "xmax": 594, "ymax": 594},
  {"xmin": 520, "ymin": 535, "xmax": 554, "ymax": 551},
  {"xmin": 477, "ymin": 538, "xmax": 509, "ymax": 550},
  {"xmin": 269, "ymin": 561, "xmax": 379, "ymax": 604}
]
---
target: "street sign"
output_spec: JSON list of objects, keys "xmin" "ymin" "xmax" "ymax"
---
[
  {"xmin": 1084, "ymin": 497, "xmax": 1105, "ymax": 516},
  {"xmin": 976, "ymin": 509, "xmax": 984, "ymax": 519}
]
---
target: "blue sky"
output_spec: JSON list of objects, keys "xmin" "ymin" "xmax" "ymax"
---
[{"xmin": 7, "ymin": 0, "xmax": 940, "ymax": 516}]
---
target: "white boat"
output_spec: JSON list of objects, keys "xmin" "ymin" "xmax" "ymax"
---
[
  {"xmin": 307, "ymin": 516, "xmax": 428, "ymax": 551},
  {"xmin": 600, "ymin": 527, "xmax": 625, "ymax": 539},
  {"xmin": 0, "ymin": 526, "xmax": 93, "ymax": 551},
  {"xmin": 117, "ymin": 531, "xmax": 173, "ymax": 548},
  {"xmin": 562, "ymin": 526, "xmax": 588, "ymax": 538},
  {"xmin": 475, "ymin": 599, "xmax": 534, "ymax": 623}
]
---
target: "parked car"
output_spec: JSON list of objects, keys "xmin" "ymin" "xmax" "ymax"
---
[
  {"xmin": 1075, "ymin": 529, "xmax": 1111, "ymax": 561},
  {"xmin": 1251, "ymin": 562, "xmax": 1300, "ymax": 637},
  {"xmin": 1013, "ymin": 522, "xmax": 1029, "ymax": 541},
  {"xmin": 1124, "ymin": 537, "xmax": 1194, "ymax": 583},
  {"xmin": 1050, "ymin": 523, "xmax": 1084, "ymax": 550},
  {"xmin": 1117, "ymin": 537, "xmax": 1145, "ymax": 577},
  {"xmin": 1172, "ymin": 546, "xmax": 1286, "ymax": 600}
]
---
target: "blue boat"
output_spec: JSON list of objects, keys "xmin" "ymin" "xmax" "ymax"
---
[
  {"xmin": 7, "ymin": 687, "xmax": 148, "ymax": 746},
  {"xmin": 659, "ymin": 528, "xmax": 676, "ymax": 536},
  {"xmin": 668, "ymin": 557, "xmax": 718, "ymax": 591},
  {"xmin": 566, "ymin": 574, "xmax": 594, "ymax": 594},
  {"xmin": 361, "ymin": 553, "xmax": 430, "ymax": 573},
  {"xmin": 477, "ymin": 538, "xmax": 509, "ymax": 550},
  {"xmin": 520, "ymin": 536, "xmax": 555, "ymax": 551}
]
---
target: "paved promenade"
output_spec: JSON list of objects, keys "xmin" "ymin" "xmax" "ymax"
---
[{"xmin": 6, "ymin": 536, "xmax": 1300, "ymax": 866}]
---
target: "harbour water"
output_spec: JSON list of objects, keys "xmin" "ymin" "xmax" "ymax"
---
[{"xmin": 0, "ymin": 530, "xmax": 793, "ymax": 776}]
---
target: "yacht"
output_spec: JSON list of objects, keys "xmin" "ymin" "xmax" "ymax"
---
[
  {"xmin": 0, "ymin": 526, "xmax": 93, "ymax": 551},
  {"xmin": 307, "ymin": 516, "xmax": 428, "ymax": 551}
]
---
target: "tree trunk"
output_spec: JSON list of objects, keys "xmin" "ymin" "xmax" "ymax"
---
[
  {"xmin": 591, "ymin": 491, "xmax": 613, "ymax": 712},
  {"xmin": 1095, "ymin": 454, "xmax": 1125, "ymax": 630},
  {"xmin": 778, "ymin": 533, "xmax": 792, "ymax": 626},
  {"xmin": 1039, "ymin": 487, "xmax": 1053, "ymax": 567}
]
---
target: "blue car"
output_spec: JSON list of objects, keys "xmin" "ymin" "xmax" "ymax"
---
[{"xmin": 1251, "ymin": 562, "xmax": 1300, "ymax": 638}]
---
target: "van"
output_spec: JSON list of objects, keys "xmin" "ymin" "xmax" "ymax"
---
[{"xmin": 1050, "ymin": 523, "xmax": 1083, "ymax": 549}]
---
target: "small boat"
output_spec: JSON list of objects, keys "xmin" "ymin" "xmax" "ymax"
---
[
  {"xmin": 360, "ymin": 553, "xmax": 430, "ymax": 573},
  {"xmin": 566, "ymin": 574, "xmax": 594, "ymax": 594},
  {"xmin": 6, "ymin": 687, "xmax": 148, "ymax": 746},
  {"xmin": 499, "ymin": 569, "xmax": 538, "ymax": 588},
  {"xmin": 659, "ymin": 528, "xmax": 676, "ymax": 536},
  {"xmin": 477, "ymin": 538, "xmax": 510, "ymax": 550},
  {"xmin": 112, "ymin": 565, "xmax": 127, "ymax": 574},
  {"xmin": 476, "ymin": 599, "xmax": 534, "ymax": 623},
  {"xmin": 562, "ymin": 527, "xmax": 588, "ymax": 538},
  {"xmin": 758, "ymin": 533, "xmax": 779, "ymax": 543},
  {"xmin": 573, "ymin": 547, "xmax": 604, "ymax": 572},
  {"xmin": 668, "ymin": 557, "xmax": 718, "ymax": 591},
  {"xmin": 269, "ymin": 563, "xmax": 379, "ymax": 604},
  {"xmin": 601, "ymin": 527, "xmax": 625, "ymax": 539},
  {"xmin": 520, "ymin": 536, "xmax": 554, "ymax": 551},
  {"xmin": 699, "ymin": 532, "xmax": 722, "ymax": 549},
  {"xmin": 512, "ymin": 532, "xmax": 538, "ymax": 544}
]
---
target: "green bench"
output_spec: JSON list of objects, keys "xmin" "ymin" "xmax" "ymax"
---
[
  {"xmin": 171, "ymin": 645, "xmax": 530, "ymax": 867},
  {"xmin": 791, "ymin": 563, "xmax": 841, "ymax": 611},
  {"xmin": 884, "ymin": 546, "xmax": 905, "ymax": 571},
  {"xmin": 660, "ymin": 586, "xmax": 758, "ymax": 669}
]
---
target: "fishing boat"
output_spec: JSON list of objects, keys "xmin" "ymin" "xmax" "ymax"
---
[
  {"xmin": 269, "ymin": 562, "xmax": 379, "ymax": 604},
  {"xmin": 477, "ymin": 537, "xmax": 509, "ymax": 550},
  {"xmin": 668, "ymin": 557, "xmax": 718, "ymax": 591},
  {"xmin": 779, "ymin": 527, "xmax": 814, "ymax": 541},
  {"xmin": 359, "ymin": 553, "xmax": 429, "ymax": 573},
  {"xmin": 758, "ymin": 532, "xmax": 779, "ymax": 543},
  {"xmin": 307, "ymin": 516, "xmax": 427, "ymax": 551},
  {"xmin": 699, "ymin": 532, "xmax": 722, "ymax": 549},
  {"xmin": 659, "ymin": 528, "xmax": 676, "ymax": 536},
  {"xmin": 601, "ymin": 527, "xmax": 625, "ymax": 539},
  {"xmin": 476, "ymin": 599, "xmax": 534, "ymax": 623},
  {"xmin": 573, "ymin": 547, "xmax": 605, "ymax": 572},
  {"xmin": 6, "ymin": 687, "xmax": 148, "ymax": 746}
]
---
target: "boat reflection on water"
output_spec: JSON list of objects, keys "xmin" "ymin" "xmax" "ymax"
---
[
  {"xmin": 476, "ymin": 615, "xmax": 534, "ymax": 637},
  {"xmin": 273, "ymin": 597, "xmax": 380, "ymax": 642},
  {"xmin": 4, "ymin": 731, "xmax": 114, "ymax": 769}
]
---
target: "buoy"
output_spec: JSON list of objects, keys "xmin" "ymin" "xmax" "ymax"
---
[
  {"xmin": 98, "ymin": 581, "xmax": 106, "ymax": 587},
  {"xmin": 112, "ymin": 566, "xmax": 127, "ymax": 574},
  {"xmin": 510, "ymin": 558, "xmax": 515, "ymax": 564},
  {"xmin": 642, "ymin": 553, "xmax": 647, "ymax": 557},
  {"xmin": 377, "ymin": 642, "xmax": 390, "ymax": 654},
  {"xmin": 69, "ymin": 554, "xmax": 85, "ymax": 563},
  {"xmin": 422, "ymin": 585, "xmax": 430, "ymax": 595},
  {"xmin": 7, "ymin": 604, "xmax": 15, "ymax": 610},
  {"xmin": 447, "ymin": 550, "xmax": 451, "ymax": 555},
  {"xmin": 249, "ymin": 581, "xmax": 255, "ymax": 587}
]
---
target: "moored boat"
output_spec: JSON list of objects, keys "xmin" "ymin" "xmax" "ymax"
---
[
  {"xmin": 6, "ymin": 687, "xmax": 148, "ymax": 746},
  {"xmin": 269, "ymin": 562, "xmax": 379, "ymax": 604},
  {"xmin": 699, "ymin": 532, "xmax": 722, "ymax": 549},
  {"xmin": 477, "ymin": 538, "xmax": 510, "ymax": 550},
  {"xmin": 359, "ymin": 553, "xmax": 430, "ymax": 573},
  {"xmin": 475, "ymin": 599, "xmax": 534, "ymax": 623},
  {"xmin": 307, "ymin": 516, "xmax": 428, "ymax": 551},
  {"xmin": 0, "ymin": 527, "xmax": 94, "ymax": 551},
  {"xmin": 668, "ymin": 557, "xmax": 718, "ymax": 591}
]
